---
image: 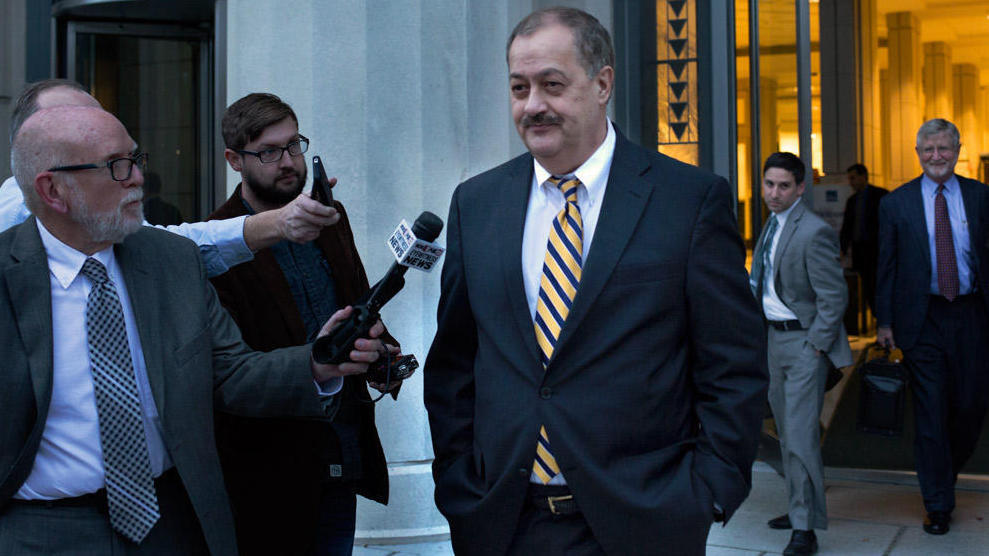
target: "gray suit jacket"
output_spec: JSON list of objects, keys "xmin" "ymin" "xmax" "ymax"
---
[
  {"xmin": 755, "ymin": 201, "xmax": 853, "ymax": 368},
  {"xmin": 0, "ymin": 218, "xmax": 331, "ymax": 555}
]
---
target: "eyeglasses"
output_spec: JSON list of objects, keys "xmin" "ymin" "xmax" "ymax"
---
[
  {"xmin": 48, "ymin": 152, "xmax": 149, "ymax": 182},
  {"xmin": 919, "ymin": 145, "xmax": 958, "ymax": 156},
  {"xmin": 236, "ymin": 135, "xmax": 309, "ymax": 163}
]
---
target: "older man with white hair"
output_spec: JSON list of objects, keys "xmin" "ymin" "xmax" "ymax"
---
[{"xmin": 0, "ymin": 104, "xmax": 386, "ymax": 555}]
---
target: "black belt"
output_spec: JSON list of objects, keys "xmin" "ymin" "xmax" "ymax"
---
[
  {"xmin": 768, "ymin": 319, "xmax": 803, "ymax": 331},
  {"xmin": 10, "ymin": 467, "xmax": 177, "ymax": 512},
  {"xmin": 527, "ymin": 484, "xmax": 579, "ymax": 515}
]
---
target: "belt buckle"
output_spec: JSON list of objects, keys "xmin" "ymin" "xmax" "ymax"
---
[{"xmin": 546, "ymin": 494, "xmax": 573, "ymax": 515}]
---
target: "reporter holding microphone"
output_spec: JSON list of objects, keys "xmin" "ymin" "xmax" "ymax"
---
[{"xmin": 209, "ymin": 93, "xmax": 404, "ymax": 556}]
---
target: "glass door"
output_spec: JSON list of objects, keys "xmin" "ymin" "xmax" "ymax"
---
[{"xmin": 66, "ymin": 22, "xmax": 212, "ymax": 223}]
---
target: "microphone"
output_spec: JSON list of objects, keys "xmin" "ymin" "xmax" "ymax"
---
[{"xmin": 312, "ymin": 211, "xmax": 444, "ymax": 364}]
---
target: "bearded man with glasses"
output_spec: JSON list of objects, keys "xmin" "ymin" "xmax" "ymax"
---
[{"xmin": 208, "ymin": 92, "xmax": 404, "ymax": 556}]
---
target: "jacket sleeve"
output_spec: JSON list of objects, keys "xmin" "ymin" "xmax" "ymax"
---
[
  {"xmin": 685, "ymin": 176, "xmax": 769, "ymax": 523},
  {"xmin": 875, "ymin": 196, "xmax": 896, "ymax": 328},
  {"xmin": 805, "ymin": 224, "xmax": 848, "ymax": 352},
  {"xmin": 423, "ymin": 185, "xmax": 485, "ymax": 510}
]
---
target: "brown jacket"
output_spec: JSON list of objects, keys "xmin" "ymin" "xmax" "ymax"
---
[{"xmin": 209, "ymin": 185, "xmax": 389, "ymax": 555}]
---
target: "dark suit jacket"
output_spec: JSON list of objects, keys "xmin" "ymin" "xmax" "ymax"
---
[
  {"xmin": 0, "ymin": 219, "xmax": 330, "ymax": 555},
  {"xmin": 876, "ymin": 175, "xmax": 989, "ymax": 349},
  {"xmin": 840, "ymin": 184, "xmax": 887, "ymax": 270},
  {"xmin": 207, "ymin": 186, "xmax": 389, "ymax": 554},
  {"xmin": 424, "ymin": 131, "xmax": 768, "ymax": 555}
]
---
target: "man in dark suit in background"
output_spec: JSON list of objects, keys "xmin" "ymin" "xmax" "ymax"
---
[
  {"xmin": 0, "ymin": 105, "xmax": 386, "ymax": 554},
  {"xmin": 209, "ymin": 92, "xmax": 403, "ymax": 555},
  {"xmin": 876, "ymin": 118, "xmax": 989, "ymax": 536},
  {"xmin": 839, "ymin": 163, "xmax": 887, "ymax": 314},
  {"xmin": 424, "ymin": 7, "xmax": 767, "ymax": 555}
]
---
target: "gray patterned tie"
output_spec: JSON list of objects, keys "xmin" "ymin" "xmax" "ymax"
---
[
  {"xmin": 81, "ymin": 257, "xmax": 160, "ymax": 543},
  {"xmin": 750, "ymin": 214, "xmax": 778, "ymax": 298}
]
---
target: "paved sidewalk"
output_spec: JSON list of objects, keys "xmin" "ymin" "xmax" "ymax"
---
[{"xmin": 354, "ymin": 463, "xmax": 989, "ymax": 555}]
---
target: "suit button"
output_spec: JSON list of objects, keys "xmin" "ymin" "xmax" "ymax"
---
[
  {"xmin": 519, "ymin": 467, "xmax": 529, "ymax": 478},
  {"xmin": 540, "ymin": 387, "xmax": 552, "ymax": 399}
]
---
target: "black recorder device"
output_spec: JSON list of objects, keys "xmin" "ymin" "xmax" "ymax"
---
[{"xmin": 310, "ymin": 155, "xmax": 334, "ymax": 205}]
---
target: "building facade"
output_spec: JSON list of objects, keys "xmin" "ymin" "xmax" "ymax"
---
[{"xmin": 3, "ymin": 0, "xmax": 988, "ymax": 542}]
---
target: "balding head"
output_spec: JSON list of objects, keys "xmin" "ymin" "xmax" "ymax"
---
[
  {"xmin": 12, "ymin": 105, "xmax": 144, "ymax": 252},
  {"xmin": 9, "ymin": 79, "xmax": 98, "ymax": 144}
]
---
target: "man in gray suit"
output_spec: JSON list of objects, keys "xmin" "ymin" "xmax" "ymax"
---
[
  {"xmin": 0, "ymin": 105, "xmax": 386, "ymax": 554},
  {"xmin": 752, "ymin": 152, "xmax": 852, "ymax": 555}
]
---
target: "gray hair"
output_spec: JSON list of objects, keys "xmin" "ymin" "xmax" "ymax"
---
[
  {"xmin": 9, "ymin": 79, "xmax": 87, "ymax": 144},
  {"xmin": 916, "ymin": 118, "xmax": 960, "ymax": 148},
  {"xmin": 11, "ymin": 105, "xmax": 104, "ymax": 215},
  {"xmin": 507, "ymin": 7, "xmax": 615, "ymax": 79}
]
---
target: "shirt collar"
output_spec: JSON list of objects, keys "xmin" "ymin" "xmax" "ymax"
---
[
  {"xmin": 922, "ymin": 173, "xmax": 959, "ymax": 197},
  {"xmin": 36, "ymin": 219, "xmax": 116, "ymax": 290},
  {"xmin": 533, "ymin": 120, "xmax": 616, "ymax": 196},
  {"xmin": 771, "ymin": 197, "xmax": 801, "ymax": 228}
]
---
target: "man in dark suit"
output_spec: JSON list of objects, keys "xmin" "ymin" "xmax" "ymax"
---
[
  {"xmin": 0, "ymin": 105, "xmax": 386, "ymax": 554},
  {"xmin": 876, "ymin": 118, "xmax": 989, "ymax": 536},
  {"xmin": 754, "ymin": 153, "xmax": 852, "ymax": 555},
  {"xmin": 839, "ymin": 163, "xmax": 887, "ymax": 314},
  {"xmin": 423, "ymin": 8, "xmax": 767, "ymax": 555},
  {"xmin": 209, "ymin": 93, "xmax": 401, "ymax": 555}
]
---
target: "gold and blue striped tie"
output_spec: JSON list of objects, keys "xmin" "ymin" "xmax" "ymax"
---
[{"xmin": 532, "ymin": 176, "xmax": 583, "ymax": 484}]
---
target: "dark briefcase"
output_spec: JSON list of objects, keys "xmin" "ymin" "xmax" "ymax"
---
[{"xmin": 856, "ymin": 344, "xmax": 908, "ymax": 437}]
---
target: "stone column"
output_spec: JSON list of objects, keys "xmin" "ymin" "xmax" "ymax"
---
[
  {"xmin": 982, "ymin": 86, "xmax": 989, "ymax": 176},
  {"xmin": 885, "ymin": 12, "xmax": 922, "ymax": 187},
  {"xmin": 0, "ymin": 0, "xmax": 26, "ymax": 181},
  {"xmin": 858, "ymin": 0, "xmax": 884, "ymax": 187},
  {"xmin": 223, "ymin": 0, "xmax": 619, "ymax": 543},
  {"xmin": 819, "ymin": 0, "xmax": 858, "ymax": 175},
  {"xmin": 952, "ymin": 63, "xmax": 980, "ymax": 178},
  {"xmin": 923, "ymin": 42, "xmax": 952, "ymax": 121}
]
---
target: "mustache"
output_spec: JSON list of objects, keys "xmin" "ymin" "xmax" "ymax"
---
[
  {"xmin": 521, "ymin": 113, "xmax": 563, "ymax": 127},
  {"xmin": 122, "ymin": 188, "xmax": 144, "ymax": 204}
]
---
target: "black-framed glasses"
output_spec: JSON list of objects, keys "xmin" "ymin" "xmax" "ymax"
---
[
  {"xmin": 48, "ymin": 152, "xmax": 149, "ymax": 182},
  {"xmin": 236, "ymin": 135, "xmax": 309, "ymax": 163}
]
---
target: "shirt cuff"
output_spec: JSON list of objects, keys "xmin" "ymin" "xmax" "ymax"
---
[
  {"xmin": 206, "ymin": 215, "xmax": 253, "ymax": 272},
  {"xmin": 147, "ymin": 216, "xmax": 253, "ymax": 277},
  {"xmin": 314, "ymin": 377, "xmax": 343, "ymax": 396}
]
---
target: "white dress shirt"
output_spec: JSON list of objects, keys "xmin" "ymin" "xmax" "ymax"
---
[
  {"xmin": 921, "ymin": 174, "xmax": 974, "ymax": 295},
  {"xmin": 762, "ymin": 199, "xmax": 800, "ymax": 322},
  {"xmin": 523, "ymin": 120, "xmax": 616, "ymax": 484},
  {"xmin": 0, "ymin": 175, "xmax": 252, "ymax": 276},
  {"xmin": 15, "ymin": 220, "xmax": 172, "ymax": 499}
]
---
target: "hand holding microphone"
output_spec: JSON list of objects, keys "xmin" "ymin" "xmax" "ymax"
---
[{"xmin": 312, "ymin": 211, "xmax": 444, "ymax": 365}]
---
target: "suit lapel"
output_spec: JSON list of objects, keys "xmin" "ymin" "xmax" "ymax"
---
[
  {"xmin": 116, "ymin": 236, "xmax": 166, "ymax": 414},
  {"xmin": 905, "ymin": 179, "xmax": 932, "ymax": 271},
  {"xmin": 550, "ymin": 135, "xmax": 651, "ymax": 361},
  {"xmin": 6, "ymin": 218, "xmax": 55, "ymax": 422},
  {"xmin": 499, "ymin": 154, "xmax": 543, "ymax": 367}
]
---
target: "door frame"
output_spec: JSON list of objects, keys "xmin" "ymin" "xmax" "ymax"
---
[{"xmin": 64, "ymin": 21, "xmax": 214, "ymax": 219}]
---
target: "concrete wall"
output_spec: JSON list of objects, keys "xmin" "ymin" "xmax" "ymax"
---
[
  {"xmin": 1, "ymin": 0, "xmax": 27, "ymax": 181},
  {"xmin": 224, "ymin": 0, "xmax": 612, "ymax": 541}
]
